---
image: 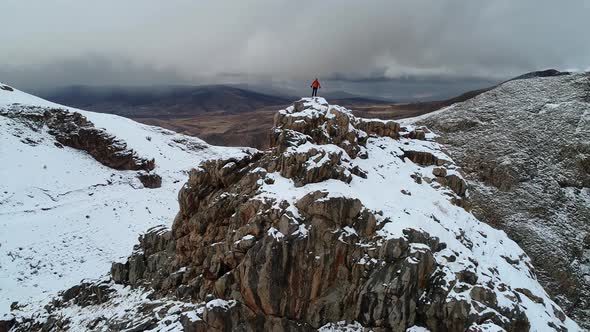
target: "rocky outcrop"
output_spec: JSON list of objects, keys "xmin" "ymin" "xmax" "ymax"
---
[
  {"xmin": 0, "ymin": 84, "xmax": 14, "ymax": 92},
  {"xmin": 419, "ymin": 73, "xmax": 590, "ymax": 328},
  {"xmin": 9, "ymin": 98, "xmax": 580, "ymax": 331},
  {"xmin": 402, "ymin": 150, "xmax": 446, "ymax": 167},
  {"xmin": 60, "ymin": 282, "xmax": 114, "ymax": 307},
  {"xmin": 107, "ymin": 179, "xmax": 478, "ymax": 331},
  {"xmin": 137, "ymin": 171, "xmax": 162, "ymax": 188},
  {"xmin": 272, "ymin": 99, "xmax": 399, "ymax": 159},
  {"xmin": 0, "ymin": 106, "xmax": 155, "ymax": 172}
]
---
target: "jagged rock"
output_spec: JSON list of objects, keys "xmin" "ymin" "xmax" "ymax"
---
[
  {"xmin": 110, "ymin": 261, "xmax": 129, "ymax": 284},
  {"xmin": 60, "ymin": 281, "xmax": 114, "ymax": 307},
  {"xmin": 432, "ymin": 167, "xmax": 447, "ymax": 177},
  {"xmin": 355, "ymin": 118, "xmax": 400, "ymax": 139},
  {"xmin": 446, "ymin": 174, "xmax": 467, "ymax": 196},
  {"xmin": 403, "ymin": 149, "xmax": 445, "ymax": 166},
  {"xmin": 137, "ymin": 171, "xmax": 162, "ymax": 188},
  {"xmin": 516, "ymin": 288, "xmax": 545, "ymax": 305},
  {"xmin": 268, "ymin": 148, "xmax": 353, "ymax": 186},
  {"xmin": 295, "ymin": 191, "xmax": 365, "ymax": 230},
  {"xmin": 111, "ymin": 225, "xmax": 176, "ymax": 288},
  {"xmin": 93, "ymin": 100, "xmax": 474, "ymax": 330},
  {"xmin": 273, "ymin": 99, "xmax": 399, "ymax": 159}
]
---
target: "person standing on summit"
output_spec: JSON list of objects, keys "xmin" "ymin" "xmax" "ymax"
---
[{"xmin": 311, "ymin": 78, "xmax": 321, "ymax": 97}]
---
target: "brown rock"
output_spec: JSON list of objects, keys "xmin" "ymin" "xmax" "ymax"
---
[
  {"xmin": 446, "ymin": 174, "xmax": 467, "ymax": 196},
  {"xmin": 432, "ymin": 167, "xmax": 447, "ymax": 177},
  {"xmin": 403, "ymin": 150, "xmax": 440, "ymax": 166},
  {"xmin": 137, "ymin": 171, "xmax": 162, "ymax": 188}
]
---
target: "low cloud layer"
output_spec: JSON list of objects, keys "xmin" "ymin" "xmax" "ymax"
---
[{"xmin": 2, "ymin": 0, "xmax": 589, "ymax": 92}]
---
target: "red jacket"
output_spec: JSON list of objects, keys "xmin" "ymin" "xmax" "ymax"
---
[{"xmin": 311, "ymin": 79, "xmax": 321, "ymax": 88}]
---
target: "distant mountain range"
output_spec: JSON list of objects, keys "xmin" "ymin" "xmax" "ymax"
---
[
  {"xmin": 42, "ymin": 85, "xmax": 393, "ymax": 119},
  {"xmin": 39, "ymin": 69, "xmax": 571, "ymax": 149},
  {"xmin": 42, "ymin": 85, "xmax": 292, "ymax": 118}
]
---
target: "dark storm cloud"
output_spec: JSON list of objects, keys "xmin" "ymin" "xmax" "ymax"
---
[
  {"xmin": 0, "ymin": 56, "xmax": 188, "ymax": 93},
  {"xmin": 1, "ymin": 0, "xmax": 589, "ymax": 92}
]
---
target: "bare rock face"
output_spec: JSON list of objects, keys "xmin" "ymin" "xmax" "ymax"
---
[
  {"xmin": 272, "ymin": 100, "xmax": 399, "ymax": 159},
  {"xmin": 419, "ymin": 73, "xmax": 590, "ymax": 328},
  {"xmin": 0, "ymin": 106, "xmax": 155, "ymax": 172},
  {"xmin": 137, "ymin": 171, "xmax": 162, "ymax": 188},
  {"xmin": 402, "ymin": 150, "xmax": 446, "ymax": 167},
  {"xmin": 10, "ymin": 98, "xmax": 580, "ymax": 331}
]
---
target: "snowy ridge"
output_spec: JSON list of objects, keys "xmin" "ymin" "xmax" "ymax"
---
[
  {"xmin": 253, "ymin": 97, "xmax": 581, "ymax": 331},
  {"xmin": 0, "ymin": 83, "xmax": 251, "ymax": 315}
]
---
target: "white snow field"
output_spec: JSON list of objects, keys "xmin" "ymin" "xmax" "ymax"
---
[{"xmin": 0, "ymin": 83, "xmax": 252, "ymax": 315}]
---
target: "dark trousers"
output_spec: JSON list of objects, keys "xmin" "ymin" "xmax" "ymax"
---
[{"xmin": 312, "ymin": 87, "xmax": 318, "ymax": 97}]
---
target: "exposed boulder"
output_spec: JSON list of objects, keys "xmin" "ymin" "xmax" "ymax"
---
[
  {"xmin": 137, "ymin": 171, "xmax": 162, "ymax": 188},
  {"xmin": 402, "ymin": 149, "xmax": 447, "ymax": 167}
]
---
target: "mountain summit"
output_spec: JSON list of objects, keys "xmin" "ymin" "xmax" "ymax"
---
[{"xmin": 1, "ymin": 87, "xmax": 582, "ymax": 331}]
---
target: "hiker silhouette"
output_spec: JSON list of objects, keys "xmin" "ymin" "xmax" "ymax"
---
[{"xmin": 311, "ymin": 78, "xmax": 321, "ymax": 97}]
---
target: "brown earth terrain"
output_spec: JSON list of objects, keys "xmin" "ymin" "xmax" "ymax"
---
[
  {"xmin": 137, "ymin": 108, "xmax": 279, "ymax": 149},
  {"xmin": 134, "ymin": 101, "xmax": 448, "ymax": 149}
]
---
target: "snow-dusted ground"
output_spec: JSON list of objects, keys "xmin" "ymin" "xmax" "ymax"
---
[
  {"xmin": 0, "ymin": 83, "xmax": 251, "ymax": 315},
  {"xmin": 401, "ymin": 73, "xmax": 590, "ymax": 329}
]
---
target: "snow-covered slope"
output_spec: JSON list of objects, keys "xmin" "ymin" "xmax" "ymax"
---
[
  {"xmin": 406, "ymin": 73, "xmax": 590, "ymax": 328},
  {"xmin": 0, "ymin": 83, "xmax": 251, "ymax": 314}
]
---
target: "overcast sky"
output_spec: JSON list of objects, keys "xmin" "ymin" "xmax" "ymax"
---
[{"xmin": 1, "ymin": 0, "xmax": 589, "ymax": 98}]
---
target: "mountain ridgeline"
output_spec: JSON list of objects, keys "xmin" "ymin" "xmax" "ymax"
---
[{"xmin": 44, "ymin": 85, "xmax": 292, "ymax": 118}]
